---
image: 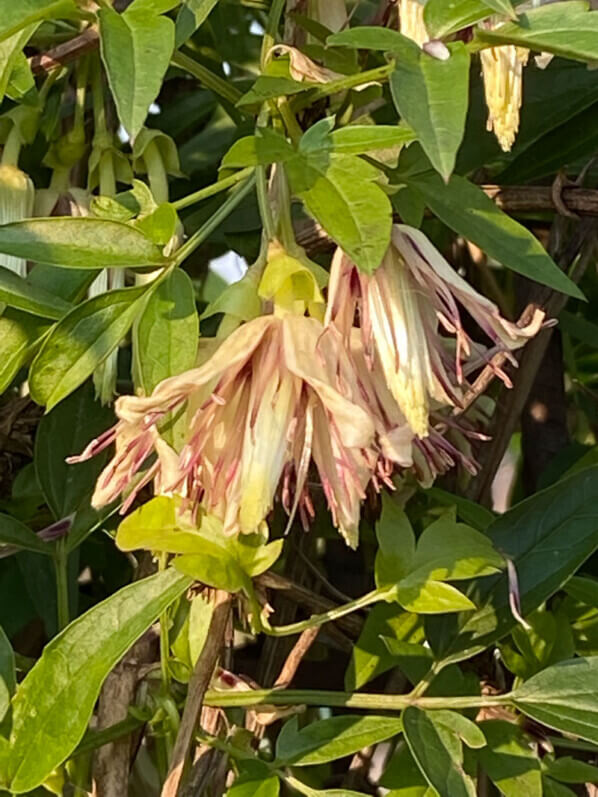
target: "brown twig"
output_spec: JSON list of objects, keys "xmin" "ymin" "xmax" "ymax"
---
[
  {"xmin": 29, "ymin": 28, "xmax": 100, "ymax": 74},
  {"xmin": 161, "ymin": 590, "xmax": 232, "ymax": 797},
  {"xmin": 92, "ymin": 630, "xmax": 158, "ymax": 797},
  {"xmin": 275, "ymin": 626, "xmax": 320, "ymax": 686},
  {"xmin": 466, "ymin": 219, "xmax": 597, "ymax": 505}
]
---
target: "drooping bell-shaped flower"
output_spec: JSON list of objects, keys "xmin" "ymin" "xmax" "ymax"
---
[
  {"xmin": 326, "ymin": 224, "xmax": 544, "ymax": 439},
  {"xmin": 480, "ymin": 39, "xmax": 529, "ymax": 152},
  {"xmin": 70, "ymin": 248, "xmax": 378, "ymax": 548}
]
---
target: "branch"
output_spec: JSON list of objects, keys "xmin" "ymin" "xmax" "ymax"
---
[
  {"xmin": 161, "ymin": 590, "xmax": 232, "ymax": 797},
  {"xmin": 29, "ymin": 28, "xmax": 100, "ymax": 74},
  {"xmin": 92, "ymin": 630, "xmax": 158, "ymax": 797},
  {"xmin": 466, "ymin": 219, "xmax": 598, "ymax": 505}
]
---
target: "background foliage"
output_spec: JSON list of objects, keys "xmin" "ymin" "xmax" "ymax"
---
[{"xmin": 1, "ymin": 0, "xmax": 598, "ymax": 795}]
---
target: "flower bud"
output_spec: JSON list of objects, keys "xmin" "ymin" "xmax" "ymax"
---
[{"xmin": 0, "ymin": 163, "xmax": 34, "ymax": 276}]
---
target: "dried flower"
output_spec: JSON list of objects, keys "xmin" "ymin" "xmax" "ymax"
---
[
  {"xmin": 70, "ymin": 313, "xmax": 378, "ymax": 548},
  {"xmin": 326, "ymin": 225, "xmax": 544, "ymax": 438},
  {"xmin": 481, "ymin": 41, "xmax": 529, "ymax": 152}
]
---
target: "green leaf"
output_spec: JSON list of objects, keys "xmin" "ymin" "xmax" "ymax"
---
[
  {"xmin": 226, "ymin": 762, "xmax": 279, "ymax": 797},
  {"xmin": 375, "ymin": 495, "xmax": 416, "ymax": 588},
  {"xmin": 390, "ymin": 43, "xmax": 469, "ymax": 181},
  {"xmin": 564, "ymin": 575, "xmax": 598, "ymax": 607},
  {"xmin": 542, "ymin": 778, "xmax": 577, "ymax": 797},
  {"xmin": 329, "ymin": 125, "xmax": 416, "ymax": 155},
  {"xmin": 402, "ymin": 707, "xmax": 476, "ymax": 797},
  {"xmin": 176, "ymin": 0, "xmax": 220, "ymax": 47},
  {"xmin": 286, "ymin": 152, "xmax": 392, "ymax": 273},
  {"xmin": 511, "ymin": 657, "xmax": 598, "ymax": 745},
  {"xmin": 234, "ymin": 534, "xmax": 283, "ymax": 578},
  {"xmin": 0, "ymin": 218, "xmax": 167, "ymax": 269},
  {"xmin": 481, "ymin": 0, "xmax": 516, "ymax": 18},
  {"xmin": 396, "ymin": 581, "xmax": 476, "ymax": 614},
  {"xmin": 132, "ymin": 269, "xmax": 198, "ymax": 449},
  {"xmin": 237, "ymin": 76, "xmax": 311, "ymax": 109},
  {"xmin": 0, "ymin": 266, "xmax": 72, "ymax": 319},
  {"xmin": 544, "ymin": 756, "xmax": 598, "ymax": 784},
  {"xmin": 29, "ymin": 284, "xmax": 149, "ymax": 410},
  {"xmin": 0, "ymin": 514, "xmax": 50, "ymax": 555},
  {"xmin": 4, "ymin": 568, "xmax": 191, "ymax": 793},
  {"xmin": 497, "ymin": 102, "xmax": 598, "ymax": 184},
  {"xmin": 220, "ymin": 129, "xmax": 295, "ymax": 169},
  {"xmin": 428, "ymin": 711, "xmax": 486, "ymax": 749},
  {"xmin": 0, "ymin": 0, "xmax": 76, "ymax": 43},
  {"xmin": 116, "ymin": 496, "xmax": 273, "ymax": 593},
  {"xmin": 405, "ymin": 517, "xmax": 504, "ymax": 584},
  {"xmin": 34, "ymin": 382, "xmax": 114, "ymax": 519},
  {"xmin": 427, "ymin": 467, "xmax": 598, "ymax": 666},
  {"xmin": 345, "ymin": 603, "xmax": 423, "ymax": 690},
  {"xmin": 380, "ymin": 743, "xmax": 431, "ymax": 795},
  {"xmin": 0, "ymin": 625, "xmax": 15, "ymax": 723},
  {"xmin": 0, "ymin": 267, "xmax": 93, "ymax": 395},
  {"xmin": 0, "ymin": 26, "xmax": 36, "ymax": 104},
  {"xmin": 477, "ymin": 720, "xmax": 541, "ymax": 797},
  {"xmin": 134, "ymin": 203, "xmax": 178, "ymax": 246},
  {"xmin": 327, "ymin": 27, "xmax": 417, "ymax": 55},
  {"xmin": 188, "ymin": 593, "xmax": 213, "ymax": 666},
  {"xmin": 405, "ymin": 162, "xmax": 583, "ymax": 298},
  {"xmin": 424, "ymin": 0, "xmax": 494, "ymax": 38},
  {"xmin": 98, "ymin": 5, "xmax": 174, "ymax": 140},
  {"xmin": 424, "ymin": 489, "xmax": 495, "ymax": 532},
  {"xmin": 275, "ymin": 714, "xmax": 403, "ymax": 766},
  {"xmin": 476, "ymin": 2, "xmax": 598, "ymax": 63}
]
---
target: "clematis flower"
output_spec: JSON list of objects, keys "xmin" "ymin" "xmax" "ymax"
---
[
  {"xmin": 480, "ymin": 41, "xmax": 529, "ymax": 152},
  {"xmin": 326, "ymin": 224, "xmax": 544, "ymax": 439},
  {"xmin": 69, "ymin": 313, "xmax": 378, "ymax": 548}
]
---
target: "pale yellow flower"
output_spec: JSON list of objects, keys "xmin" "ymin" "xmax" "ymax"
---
[
  {"xmin": 481, "ymin": 42, "xmax": 529, "ymax": 152},
  {"xmin": 0, "ymin": 164, "xmax": 34, "ymax": 277},
  {"xmin": 398, "ymin": 0, "xmax": 428, "ymax": 47},
  {"xmin": 327, "ymin": 225, "xmax": 544, "ymax": 439},
  {"xmin": 70, "ymin": 313, "xmax": 378, "ymax": 548}
]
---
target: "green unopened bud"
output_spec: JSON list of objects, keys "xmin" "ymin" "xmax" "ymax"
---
[{"xmin": 0, "ymin": 164, "xmax": 34, "ymax": 276}]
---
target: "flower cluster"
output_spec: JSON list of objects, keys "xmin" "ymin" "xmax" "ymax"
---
[{"xmin": 70, "ymin": 228, "xmax": 543, "ymax": 547}]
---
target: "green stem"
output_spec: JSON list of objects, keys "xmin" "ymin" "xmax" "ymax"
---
[
  {"xmin": 49, "ymin": 166, "xmax": 70, "ymax": 193},
  {"xmin": 292, "ymin": 61, "xmax": 396, "ymax": 110},
  {"xmin": 260, "ymin": 0, "xmax": 286, "ymax": 68},
  {"xmin": 99, "ymin": 150, "xmax": 116, "ymax": 197},
  {"xmin": 172, "ymin": 51, "xmax": 242, "ymax": 106},
  {"xmin": 274, "ymin": 166, "xmax": 295, "ymax": 249},
  {"xmin": 1, "ymin": 125, "xmax": 22, "ymax": 167},
  {"xmin": 143, "ymin": 139, "xmax": 169, "ymax": 204},
  {"xmin": 75, "ymin": 715, "xmax": 147, "ymax": 757},
  {"xmin": 158, "ymin": 553, "xmax": 171, "ymax": 693},
  {"xmin": 73, "ymin": 54, "xmax": 89, "ymax": 136},
  {"xmin": 408, "ymin": 660, "xmax": 444, "ymax": 699},
  {"xmin": 262, "ymin": 586, "xmax": 392, "ymax": 637},
  {"xmin": 174, "ymin": 175, "xmax": 256, "ymax": 265},
  {"xmin": 277, "ymin": 97, "xmax": 302, "ymax": 144},
  {"xmin": 172, "ymin": 167, "xmax": 254, "ymax": 211},
  {"xmin": 91, "ymin": 55, "xmax": 110, "ymax": 143},
  {"xmin": 203, "ymin": 687, "xmax": 509, "ymax": 712},
  {"xmin": 53, "ymin": 539, "xmax": 70, "ymax": 632},
  {"xmin": 256, "ymin": 165, "xmax": 276, "ymax": 242}
]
